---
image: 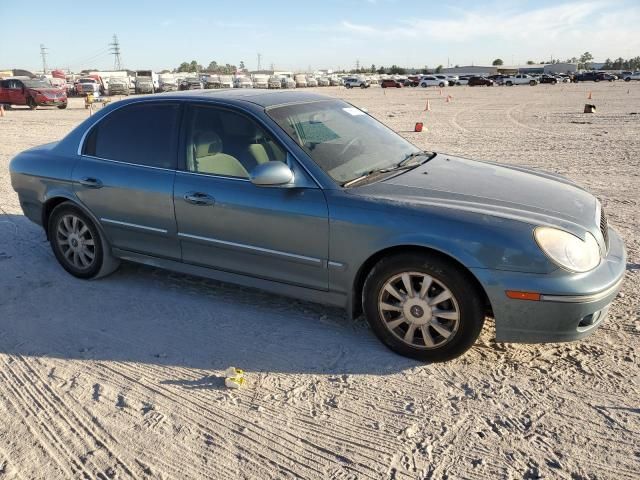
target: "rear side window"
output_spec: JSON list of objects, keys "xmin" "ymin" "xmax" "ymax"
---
[{"xmin": 83, "ymin": 103, "xmax": 180, "ymax": 169}]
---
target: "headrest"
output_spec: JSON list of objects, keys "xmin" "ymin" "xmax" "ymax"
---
[{"xmin": 194, "ymin": 131, "xmax": 223, "ymax": 158}]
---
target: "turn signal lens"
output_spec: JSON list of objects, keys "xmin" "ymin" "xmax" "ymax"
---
[{"xmin": 505, "ymin": 291, "xmax": 541, "ymax": 301}]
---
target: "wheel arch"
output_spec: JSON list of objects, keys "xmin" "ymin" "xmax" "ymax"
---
[
  {"xmin": 351, "ymin": 245, "xmax": 493, "ymax": 320},
  {"xmin": 42, "ymin": 195, "xmax": 108, "ymax": 243}
]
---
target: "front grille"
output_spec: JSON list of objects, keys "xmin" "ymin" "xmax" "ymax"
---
[{"xmin": 600, "ymin": 207, "xmax": 609, "ymax": 249}]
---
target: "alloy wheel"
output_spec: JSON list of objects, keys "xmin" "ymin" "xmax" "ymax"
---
[
  {"xmin": 378, "ymin": 271, "xmax": 460, "ymax": 349},
  {"xmin": 56, "ymin": 214, "xmax": 96, "ymax": 270}
]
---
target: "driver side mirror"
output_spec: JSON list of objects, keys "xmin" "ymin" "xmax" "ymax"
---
[{"xmin": 250, "ymin": 161, "xmax": 294, "ymax": 187}]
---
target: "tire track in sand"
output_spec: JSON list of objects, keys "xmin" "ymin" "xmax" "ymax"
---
[{"xmin": 9, "ymin": 356, "xmax": 139, "ymax": 479}]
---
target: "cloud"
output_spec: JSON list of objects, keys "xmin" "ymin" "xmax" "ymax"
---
[{"xmin": 340, "ymin": 1, "xmax": 640, "ymax": 57}]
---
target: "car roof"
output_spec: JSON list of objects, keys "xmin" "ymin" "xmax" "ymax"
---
[{"xmin": 145, "ymin": 89, "xmax": 332, "ymax": 108}]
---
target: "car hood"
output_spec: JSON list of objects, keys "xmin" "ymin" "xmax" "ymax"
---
[
  {"xmin": 30, "ymin": 87, "xmax": 64, "ymax": 95},
  {"xmin": 352, "ymin": 154, "xmax": 598, "ymax": 236}
]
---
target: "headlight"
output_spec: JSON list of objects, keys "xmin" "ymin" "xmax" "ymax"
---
[{"xmin": 534, "ymin": 227, "xmax": 601, "ymax": 273}]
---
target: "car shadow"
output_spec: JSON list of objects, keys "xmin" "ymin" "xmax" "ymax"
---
[{"xmin": 0, "ymin": 213, "xmax": 419, "ymax": 375}]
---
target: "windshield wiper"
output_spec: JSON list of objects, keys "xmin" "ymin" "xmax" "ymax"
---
[
  {"xmin": 398, "ymin": 150, "xmax": 436, "ymax": 167},
  {"xmin": 343, "ymin": 167, "xmax": 400, "ymax": 187},
  {"xmin": 343, "ymin": 151, "xmax": 437, "ymax": 188}
]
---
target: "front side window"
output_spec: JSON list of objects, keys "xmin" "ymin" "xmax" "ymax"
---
[
  {"xmin": 83, "ymin": 103, "xmax": 179, "ymax": 169},
  {"xmin": 267, "ymin": 100, "xmax": 420, "ymax": 184},
  {"xmin": 184, "ymin": 105, "xmax": 287, "ymax": 178}
]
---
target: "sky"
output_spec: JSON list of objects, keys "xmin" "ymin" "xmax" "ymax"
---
[{"xmin": 1, "ymin": 0, "xmax": 638, "ymax": 72}]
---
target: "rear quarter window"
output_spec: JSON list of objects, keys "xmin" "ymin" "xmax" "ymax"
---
[{"xmin": 83, "ymin": 103, "xmax": 180, "ymax": 169}]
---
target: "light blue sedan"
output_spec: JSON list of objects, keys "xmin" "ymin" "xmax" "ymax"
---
[{"xmin": 9, "ymin": 90, "xmax": 626, "ymax": 361}]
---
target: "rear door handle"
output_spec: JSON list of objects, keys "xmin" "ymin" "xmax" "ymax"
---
[
  {"xmin": 79, "ymin": 177, "xmax": 103, "ymax": 188},
  {"xmin": 184, "ymin": 192, "xmax": 215, "ymax": 206}
]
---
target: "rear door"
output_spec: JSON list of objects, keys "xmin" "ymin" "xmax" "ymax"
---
[
  {"xmin": 73, "ymin": 101, "xmax": 182, "ymax": 259},
  {"xmin": 7, "ymin": 80, "xmax": 26, "ymax": 105}
]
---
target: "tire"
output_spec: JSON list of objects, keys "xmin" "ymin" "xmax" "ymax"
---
[
  {"xmin": 420, "ymin": 83, "xmax": 427, "ymax": 88},
  {"xmin": 529, "ymin": 80, "xmax": 536, "ymax": 86},
  {"xmin": 360, "ymin": 84, "xmax": 366, "ymax": 89},
  {"xmin": 48, "ymin": 202, "xmax": 120, "ymax": 279},
  {"xmin": 506, "ymin": 81, "xmax": 513, "ymax": 86},
  {"xmin": 57, "ymin": 104, "xmax": 67, "ymax": 109},
  {"xmin": 27, "ymin": 97, "xmax": 37, "ymax": 110},
  {"xmin": 439, "ymin": 82, "xmax": 445, "ymax": 88},
  {"xmin": 362, "ymin": 253, "xmax": 485, "ymax": 362},
  {"xmin": 625, "ymin": 78, "xmax": 631, "ymax": 82},
  {"xmin": 594, "ymin": 78, "xmax": 600, "ymax": 82}
]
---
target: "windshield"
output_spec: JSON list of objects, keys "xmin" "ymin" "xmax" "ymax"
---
[
  {"xmin": 267, "ymin": 99, "xmax": 421, "ymax": 184},
  {"xmin": 23, "ymin": 79, "xmax": 51, "ymax": 88}
]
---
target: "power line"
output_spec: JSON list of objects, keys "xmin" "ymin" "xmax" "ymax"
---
[
  {"xmin": 40, "ymin": 44, "xmax": 48, "ymax": 74},
  {"xmin": 109, "ymin": 34, "xmax": 123, "ymax": 70}
]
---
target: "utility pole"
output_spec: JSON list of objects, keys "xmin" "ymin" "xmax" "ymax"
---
[
  {"xmin": 257, "ymin": 53, "xmax": 262, "ymax": 71},
  {"xmin": 40, "ymin": 44, "xmax": 48, "ymax": 74},
  {"xmin": 109, "ymin": 34, "xmax": 123, "ymax": 70},
  {"xmin": 355, "ymin": 59, "xmax": 360, "ymax": 72}
]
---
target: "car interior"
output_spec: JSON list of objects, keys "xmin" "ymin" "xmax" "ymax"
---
[{"xmin": 186, "ymin": 107, "xmax": 286, "ymax": 178}]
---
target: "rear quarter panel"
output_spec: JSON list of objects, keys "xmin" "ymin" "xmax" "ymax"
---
[{"xmin": 10, "ymin": 143, "xmax": 79, "ymax": 226}]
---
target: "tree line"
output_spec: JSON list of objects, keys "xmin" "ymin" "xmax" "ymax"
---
[{"xmin": 172, "ymin": 60, "xmax": 246, "ymax": 74}]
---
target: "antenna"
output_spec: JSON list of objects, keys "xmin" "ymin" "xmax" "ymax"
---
[
  {"xmin": 109, "ymin": 34, "xmax": 123, "ymax": 70},
  {"xmin": 257, "ymin": 53, "xmax": 262, "ymax": 71},
  {"xmin": 40, "ymin": 44, "xmax": 48, "ymax": 74}
]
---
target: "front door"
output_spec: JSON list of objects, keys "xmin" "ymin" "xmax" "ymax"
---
[
  {"xmin": 173, "ymin": 104, "xmax": 329, "ymax": 290},
  {"xmin": 73, "ymin": 101, "xmax": 182, "ymax": 260}
]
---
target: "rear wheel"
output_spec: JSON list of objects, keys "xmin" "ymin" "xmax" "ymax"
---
[
  {"xmin": 506, "ymin": 81, "xmax": 513, "ymax": 86},
  {"xmin": 57, "ymin": 104, "xmax": 68, "ymax": 109},
  {"xmin": 439, "ymin": 82, "xmax": 445, "ymax": 87},
  {"xmin": 48, "ymin": 203, "xmax": 120, "ymax": 279},
  {"xmin": 529, "ymin": 80, "xmax": 536, "ymax": 86},
  {"xmin": 363, "ymin": 253, "xmax": 485, "ymax": 362},
  {"xmin": 27, "ymin": 97, "xmax": 37, "ymax": 110}
]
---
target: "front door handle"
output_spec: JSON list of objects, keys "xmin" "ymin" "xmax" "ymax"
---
[
  {"xmin": 79, "ymin": 177, "xmax": 103, "ymax": 188},
  {"xmin": 184, "ymin": 192, "xmax": 215, "ymax": 206}
]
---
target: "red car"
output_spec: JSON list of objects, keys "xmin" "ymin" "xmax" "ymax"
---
[
  {"xmin": 0, "ymin": 77, "xmax": 68, "ymax": 110},
  {"xmin": 381, "ymin": 79, "xmax": 403, "ymax": 88}
]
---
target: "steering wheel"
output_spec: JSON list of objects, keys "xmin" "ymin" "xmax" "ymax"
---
[{"xmin": 339, "ymin": 137, "xmax": 364, "ymax": 157}]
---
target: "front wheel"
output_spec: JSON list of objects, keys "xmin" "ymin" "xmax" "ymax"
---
[
  {"xmin": 625, "ymin": 78, "xmax": 631, "ymax": 82},
  {"xmin": 48, "ymin": 203, "xmax": 120, "ymax": 279},
  {"xmin": 506, "ymin": 81, "xmax": 513, "ymax": 86},
  {"xmin": 439, "ymin": 82, "xmax": 445, "ymax": 88},
  {"xmin": 420, "ymin": 83, "xmax": 427, "ymax": 88},
  {"xmin": 529, "ymin": 80, "xmax": 536, "ymax": 86},
  {"xmin": 57, "ymin": 104, "xmax": 68, "ymax": 109},
  {"xmin": 363, "ymin": 253, "xmax": 485, "ymax": 362},
  {"xmin": 27, "ymin": 97, "xmax": 37, "ymax": 110}
]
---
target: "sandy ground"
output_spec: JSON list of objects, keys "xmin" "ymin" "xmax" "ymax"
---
[{"xmin": 0, "ymin": 83, "xmax": 638, "ymax": 480}]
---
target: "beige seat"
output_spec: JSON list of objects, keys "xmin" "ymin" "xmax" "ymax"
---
[
  {"xmin": 247, "ymin": 140, "xmax": 287, "ymax": 165},
  {"xmin": 193, "ymin": 131, "xmax": 248, "ymax": 178}
]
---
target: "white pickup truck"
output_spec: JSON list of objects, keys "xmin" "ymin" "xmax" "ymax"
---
[
  {"xmin": 623, "ymin": 72, "xmax": 640, "ymax": 82},
  {"xmin": 504, "ymin": 74, "xmax": 538, "ymax": 86}
]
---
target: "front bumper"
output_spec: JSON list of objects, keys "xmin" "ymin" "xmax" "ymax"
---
[{"xmin": 471, "ymin": 226, "xmax": 626, "ymax": 343}]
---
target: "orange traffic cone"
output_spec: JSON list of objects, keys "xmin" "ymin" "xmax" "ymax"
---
[
  {"xmin": 424, "ymin": 99, "xmax": 431, "ymax": 111},
  {"xmin": 446, "ymin": 95, "xmax": 452, "ymax": 103},
  {"xmin": 439, "ymin": 88, "xmax": 443, "ymax": 96},
  {"xmin": 414, "ymin": 122, "xmax": 424, "ymax": 132},
  {"xmin": 587, "ymin": 91, "xmax": 592, "ymax": 100}
]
